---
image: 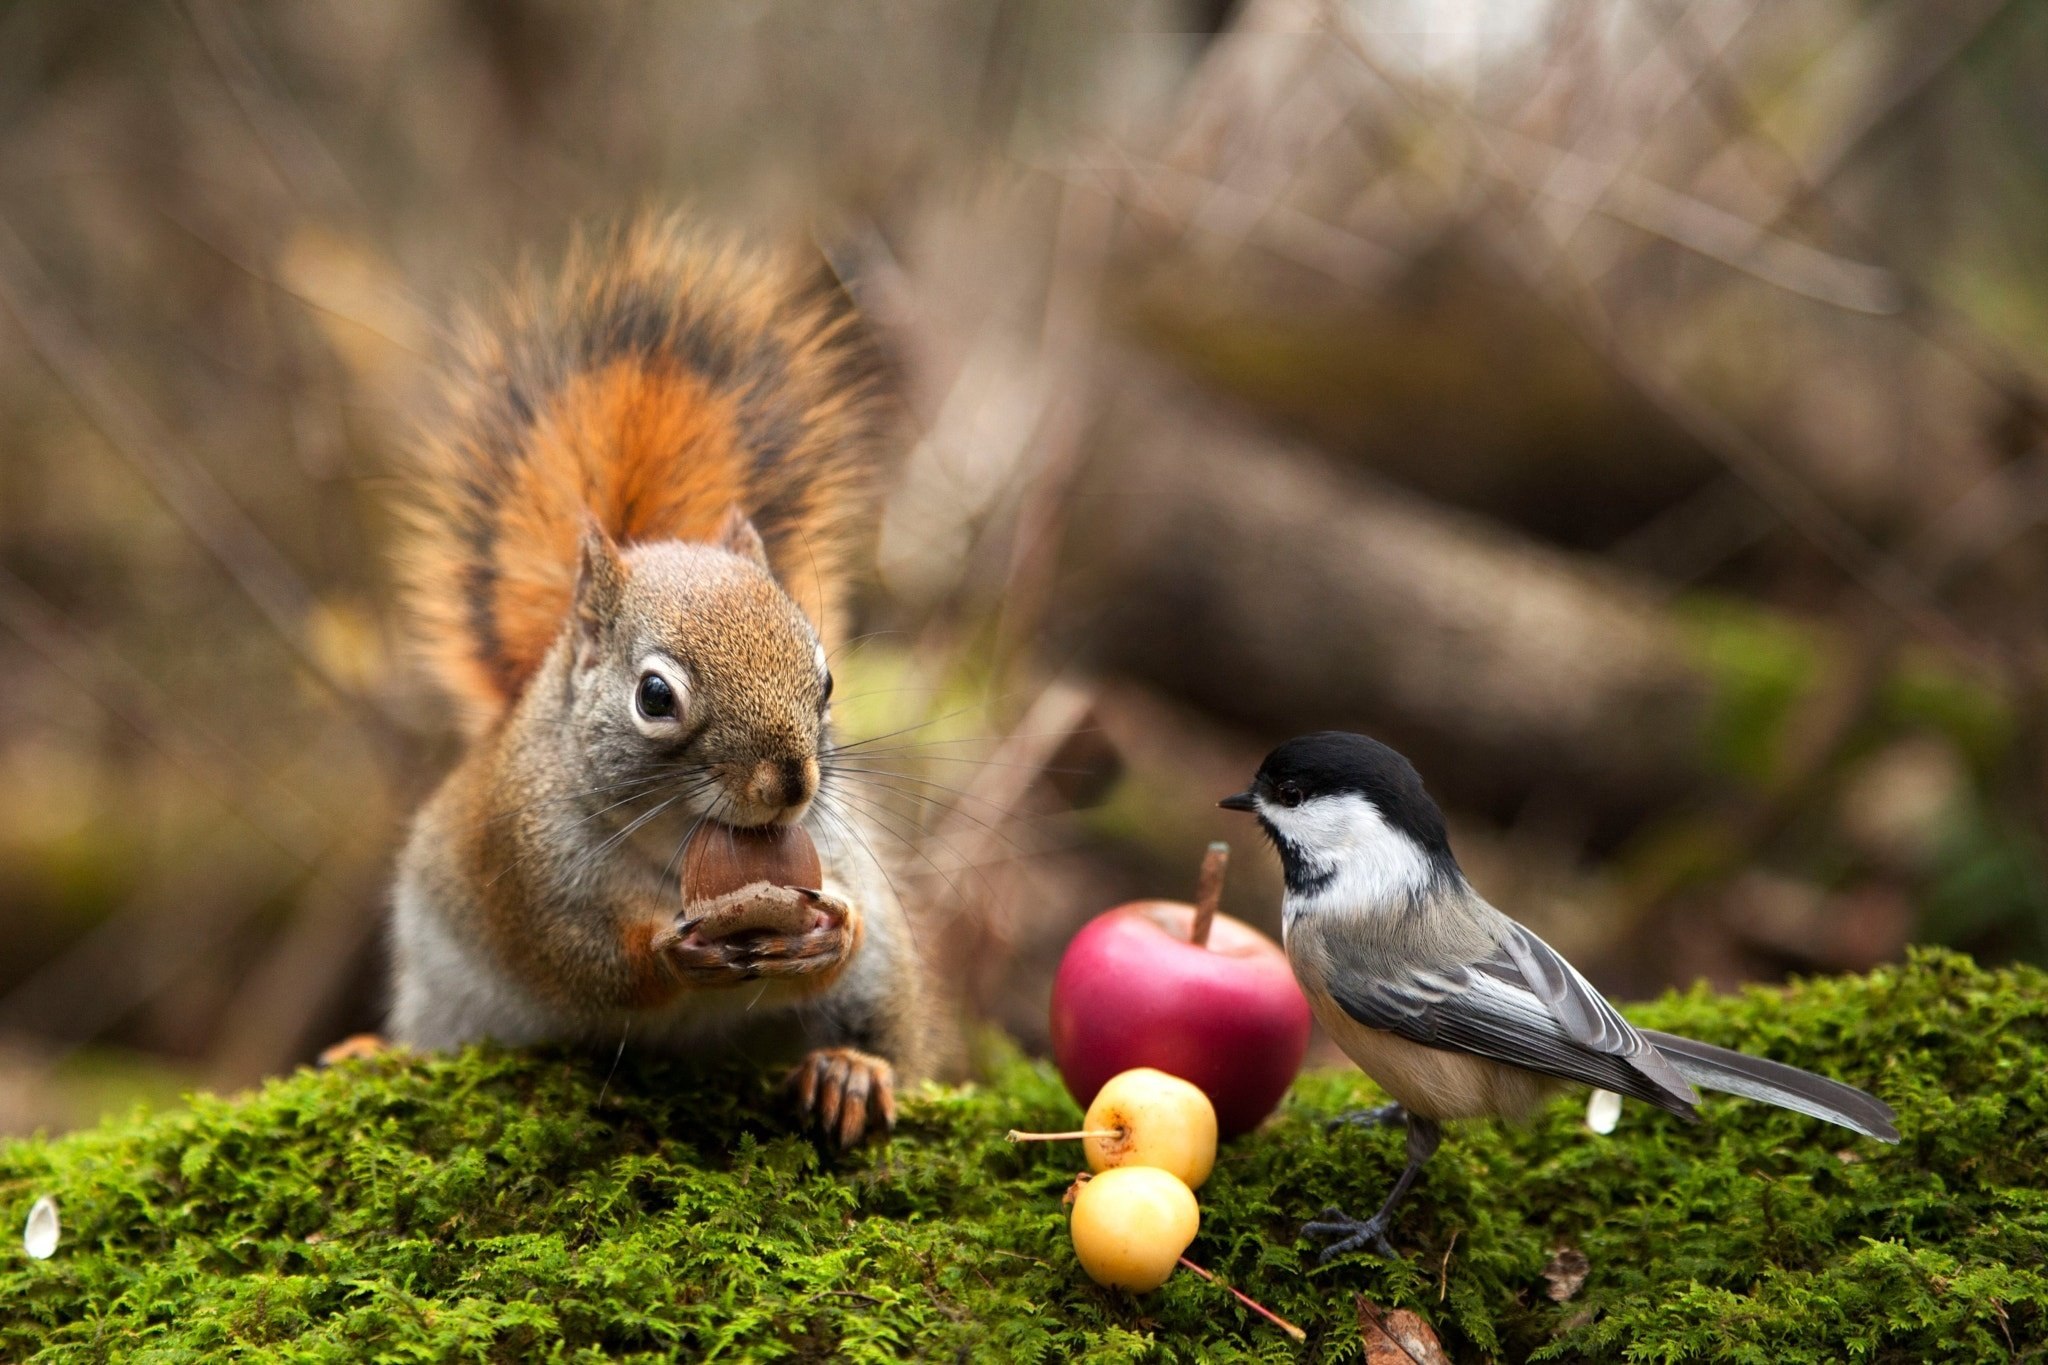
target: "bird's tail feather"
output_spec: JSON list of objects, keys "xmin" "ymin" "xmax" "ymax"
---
[{"xmin": 1639, "ymin": 1029, "xmax": 1899, "ymax": 1143}]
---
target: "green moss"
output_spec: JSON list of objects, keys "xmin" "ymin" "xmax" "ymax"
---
[{"xmin": 4, "ymin": 949, "xmax": 2045, "ymax": 1362}]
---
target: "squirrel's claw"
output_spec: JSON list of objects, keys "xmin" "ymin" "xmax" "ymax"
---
[
  {"xmin": 654, "ymin": 887, "xmax": 861, "ymax": 987},
  {"xmin": 789, "ymin": 1046, "xmax": 896, "ymax": 1148}
]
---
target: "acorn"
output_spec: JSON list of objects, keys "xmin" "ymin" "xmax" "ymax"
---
[
  {"xmin": 682, "ymin": 822, "xmax": 822, "ymax": 901},
  {"xmin": 678, "ymin": 822, "xmax": 829, "ymax": 941}
]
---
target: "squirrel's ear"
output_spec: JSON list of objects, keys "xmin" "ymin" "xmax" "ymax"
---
[
  {"xmin": 714, "ymin": 504, "xmax": 771, "ymax": 571},
  {"xmin": 571, "ymin": 519, "xmax": 626, "ymax": 665}
]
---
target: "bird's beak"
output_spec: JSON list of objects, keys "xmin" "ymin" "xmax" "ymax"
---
[{"xmin": 1218, "ymin": 790, "xmax": 1258, "ymax": 812}]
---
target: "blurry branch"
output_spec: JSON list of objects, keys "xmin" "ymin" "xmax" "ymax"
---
[
  {"xmin": 1174, "ymin": 47, "xmax": 1357, "ymax": 267},
  {"xmin": 1574, "ymin": 316, "xmax": 2000, "ymax": 672},
  {"xmin": 0, "ymin": 216, "xmax": 411, "ymax": 762},
  {"xmin": 1490, "ymin": 133, "xmax": 1902, "ymax": 315},
  {"xmin": 162, "ymin": 209, "xmax": 432, "ymax": 374},
  {"xmin": 923, "ymin": 677, "xmax": 1102, "ymax": 895},
  {"xmin": 907, "ymin": 675, "xmax": 1116, "ymax": 1055},
  {"xmin": 1607, "ymin": 476, "xmax": 1779, "ymax": 588},
  {"xmin": 991, "ymin": 177, "xmax": 1115, "ymax": 666},
  {"xmin": 0, "ymin": 568, "xmax": 331, "ymax": 866},
  {"xmin": 180, "ymin": 0, "xmax": 370, "ymax": 227},
  {"xmin": 1907, "ymin": 453, "xmax": 2048, "ymax": 586},
  {"xmin": 1132, "ymin": 0, "xmax": 2033, "ymax": 676},
  {"xmin": 1654, "ymin": 0, "xmax": 2048, "ymax": 428},
  {"xmin": 1506, "ymin": 0, "xmax": 1755, "ymax": 260},
  {"xmin": 1079, "ymin": 146, "xmax": 1406, "ymax": 289},
  {"xmin": 1762, "ymin": 0, "xmax": 2016, "ymax": 206},
  {"xmin": 1314, "ymin": 8, "xmax": 2007, "ymax": 680}
]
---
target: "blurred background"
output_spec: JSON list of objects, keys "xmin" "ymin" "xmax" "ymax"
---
[{"xmin": 2, "ymin": 0, "xmax": 2045, "ymax": 1135}]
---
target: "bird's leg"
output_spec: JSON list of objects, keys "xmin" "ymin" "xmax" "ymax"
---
[
  {"xmin": 1302, "ymin": 1113, "xmax": 1443, "ymax": 1262},
  {"xmin": 1325, "ymin": 1100, "xmax": 1405, "ymax": 1130}
]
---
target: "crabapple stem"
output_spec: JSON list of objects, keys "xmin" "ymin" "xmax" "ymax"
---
[
  {"xmin": 1177, "ymin": 1256, "xmax": 1307, "ymax": 1342},
  {"xmin": 1191, "ymin": 841, "xmax": 1228, "ymax": 948},
  {"xmin": 1005, "ymin": 1128, "xmax": 1123, "ymax": 1142}
]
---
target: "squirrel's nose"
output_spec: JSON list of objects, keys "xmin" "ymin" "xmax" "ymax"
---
[{"xmin": 743, "ymin": 756, "xmax": 816, "ymax": 816}]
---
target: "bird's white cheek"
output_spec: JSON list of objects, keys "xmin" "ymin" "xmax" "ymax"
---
[{"xmin": 1271, "ymin": 793, "xmax": 1435, "ymax": 915}]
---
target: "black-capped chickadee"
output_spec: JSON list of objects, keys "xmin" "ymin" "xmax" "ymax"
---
[{"xmin": 1221, "ymin": 731, "xmax": 1898, "ymax": 1262}]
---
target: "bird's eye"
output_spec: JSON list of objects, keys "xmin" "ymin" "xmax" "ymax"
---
[
  {"xmin": 1277, "ymin": 782, "xmax": 1304, "ymax": 808},
  {"xmin": 636, "ymin": 672, "xmax": 678, "ymax": 721}
]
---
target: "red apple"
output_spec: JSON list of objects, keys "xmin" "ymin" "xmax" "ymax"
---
[{"xmin": 1049, "ymin": 844, "xmax": 1310, "ymax": 1138}]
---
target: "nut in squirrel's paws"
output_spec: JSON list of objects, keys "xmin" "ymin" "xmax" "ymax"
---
[
  {"xmin": 654, "ymin": 822, "xmax": 862, "ymax": 988},
  {"xmin": 789, "ymin": 1047, "xmax": 897, "ymax": 1148}
]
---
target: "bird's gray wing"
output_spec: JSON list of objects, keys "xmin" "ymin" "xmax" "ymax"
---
[
  {"xmin": 1488, "ymin": 921, "xmax": 1696, "ymax": 1104},
  {"xmin": 1327, "ymin": 920, "xmax": 1699, "ymax": 1116}
]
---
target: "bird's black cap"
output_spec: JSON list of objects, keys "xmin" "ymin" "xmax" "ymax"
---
[{"xmin": 1223, "ymin": 731, "xmax": 1456, "ymax": 867}]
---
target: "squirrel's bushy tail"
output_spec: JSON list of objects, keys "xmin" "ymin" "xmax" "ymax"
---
[{"xmin": 401, "ymin": 216, "xmax": 885, "ymax": 735}]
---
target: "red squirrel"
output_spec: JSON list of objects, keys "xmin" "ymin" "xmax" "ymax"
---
[{"xmin": 381, "ymin": 218, "xmax": 932, "ymax": 1145}]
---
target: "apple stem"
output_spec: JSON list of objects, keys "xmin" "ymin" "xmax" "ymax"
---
[
  {"xmin": 1177, "ymin": 1256, "xmax": 1307, "ymax": 1342},
  {"xmin": 1191, "ymin": 841, "xmax": 1228, "ymax": 948},
  {"xmin": 1005, "ymin": 1128, "xmax": 1123, "ymax": 1143}
]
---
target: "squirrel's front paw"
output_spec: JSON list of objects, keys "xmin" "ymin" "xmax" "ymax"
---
[
  {"xmin": 789, "ymin": 1046, "xmax": 897, "ymax": 1148},
  {"xmin": 653, "ymin": 885, "xmax": 862, "ymax": 988}
]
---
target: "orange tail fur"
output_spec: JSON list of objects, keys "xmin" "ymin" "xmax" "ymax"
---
[{"xmin": 400, "ymin": 218, "xmax": 885, "ymax": 735}]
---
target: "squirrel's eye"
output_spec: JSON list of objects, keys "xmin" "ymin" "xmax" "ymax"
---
[
  {"xmin": 1277, "ymin": 782, "xmax": 1304, "ymax": 808},
  {"xmin": 821, "ymin": 671, "xmax": 834, "ymax": 705},
  {"xmin": 636, "ymin": 673, "xmax": 678, "ymax": 721}
]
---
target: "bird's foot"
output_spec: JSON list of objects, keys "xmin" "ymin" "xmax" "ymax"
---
[
  {"xmin": 1325, "ymin": 1101, "xmax": 1405, "ymax": 1131},
  {"xmin": 1302, "ymin": 1205, "xmax": 1399, "ymax": 1262}
]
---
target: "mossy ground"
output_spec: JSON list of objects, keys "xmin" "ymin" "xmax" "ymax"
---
[{"xmin": 3, "ymin": 948, "xmax": 2044, "ymax": 1362}]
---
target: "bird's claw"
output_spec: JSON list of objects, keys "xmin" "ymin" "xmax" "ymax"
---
[
  {"xmin": 1325, "ymin": 1101, "xmax": 1406, "ymax": 1131},
  {"xmin": 1302, "ymin": 1205, "xmax": 1399, "ymax": 1262}
]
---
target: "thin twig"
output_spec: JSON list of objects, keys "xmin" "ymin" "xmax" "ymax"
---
[
  {"xmin": 1487, "ymin": 130, "xmax": 1902, "ymax": 314},
  {"xmin": 1005, "ymin": 1128, "xmax": 1121, "ymax": 1142},
  {"xmin": 1177, "ymin": 1257, "xmax": 1307, "ymax": 1343}
]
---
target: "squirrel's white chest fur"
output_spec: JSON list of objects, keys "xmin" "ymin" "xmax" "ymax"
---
[{"xmin": 387, "ymin": 806, "xmax": 903, "ymax": 1057}]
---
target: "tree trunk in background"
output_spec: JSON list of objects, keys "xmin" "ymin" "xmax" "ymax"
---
[{"xmin": 1057, "ymin": 358, "xmax": 1719, "ymax": 819}]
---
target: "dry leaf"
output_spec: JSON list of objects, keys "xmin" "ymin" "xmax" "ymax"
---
[
  {"xmin": 1357, "ymin": 1297, "xmax": 1450, "ymax": 1365},
  {"xmin": 1543, "ymin": 1247, "xmax": 1590, "ymax": 1302}
]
